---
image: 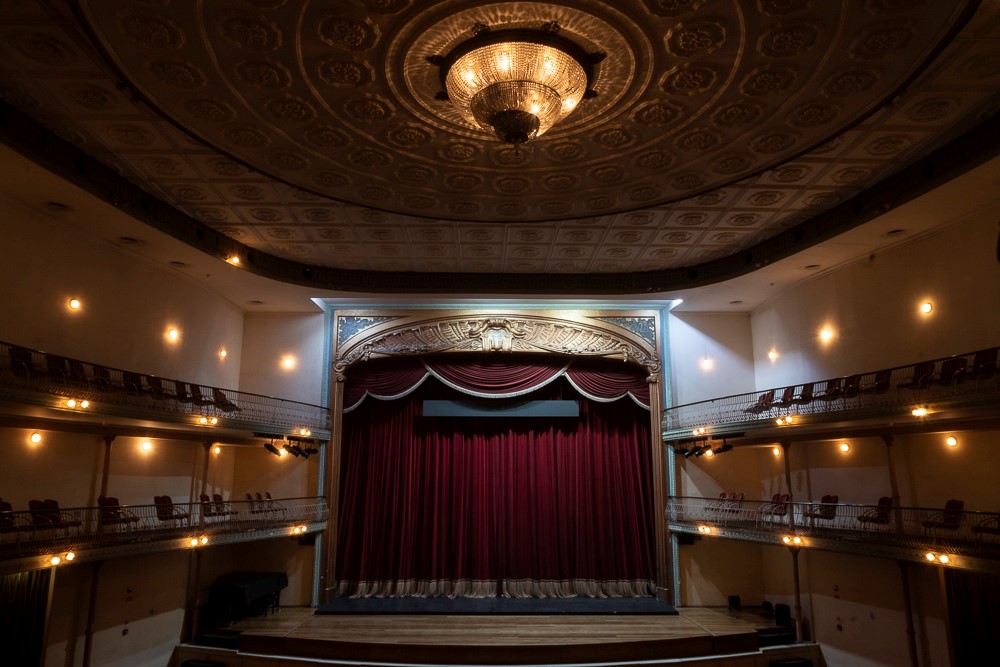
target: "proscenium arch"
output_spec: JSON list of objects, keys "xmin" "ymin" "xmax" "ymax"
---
[{"xmin": 319, "ymin": 310, "xmax": 670, "ymax": 602}]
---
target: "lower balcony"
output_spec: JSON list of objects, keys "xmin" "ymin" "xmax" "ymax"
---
[
  {"xmin": 667, "ymin": 496, "xmax": 1000, "ymax": 575},
  {"xmin": 0, "ymin": 495, "xmax": 328, "ymax": 574}
]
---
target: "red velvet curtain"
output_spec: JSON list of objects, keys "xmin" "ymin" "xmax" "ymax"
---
[{"xmin": 336, "ymin": 372, "xmax": 655, "ymax": 598}]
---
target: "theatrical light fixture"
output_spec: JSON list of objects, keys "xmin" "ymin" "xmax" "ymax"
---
[
  {"xmin": 703, "ymin": 448, "xmax": 714, "ymax": 457},
  {"xmin": 264, "ymin": 441, "xmax": 281, "ymax": 456},
  {"xmin": 712, "ymin": 444, "xmax": 734, "ymax": 455},
  {"xmin": 429, "ymin": 21, "xmax": 602, "ymax": 146}
]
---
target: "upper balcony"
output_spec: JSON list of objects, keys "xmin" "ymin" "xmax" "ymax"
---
[
  {"xmin": 0, "ymin": 340, "xmax": 331, "ymax": 441},
  {"xmin": 662, "ymin": 346, "xmax": 1000, "ymax": 444}
]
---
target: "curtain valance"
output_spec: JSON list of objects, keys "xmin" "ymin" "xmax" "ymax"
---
[{"xmin": 343, "ymin": 355, "xmax": 650, "ymax": 412}]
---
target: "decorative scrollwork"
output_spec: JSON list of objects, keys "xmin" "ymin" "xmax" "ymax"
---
[{"xmin": 334, "ymin": 314, "xmax": 660, "ymax": 376}]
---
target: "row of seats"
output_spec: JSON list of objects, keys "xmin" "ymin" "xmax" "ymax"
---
[
  {"xmin": 743, "ymin": 348, "xmax": 998, "ymax": 415},
  {"xmin": 1, "ymin": 493, "xmax": 288, "ymax": 534},
  {"xmin": 5, "ymin": 344, "xmax": 242, "ymax": 412}
]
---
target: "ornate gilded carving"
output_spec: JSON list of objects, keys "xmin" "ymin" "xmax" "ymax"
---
[{"xmin": 334, "ymin": 314, "xmax": 660, "ymax": 377}]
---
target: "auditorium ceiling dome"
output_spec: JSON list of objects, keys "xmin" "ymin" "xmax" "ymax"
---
[{"xmin": 0, "ymin": 0, "xmax": 998, "ymax": 294}]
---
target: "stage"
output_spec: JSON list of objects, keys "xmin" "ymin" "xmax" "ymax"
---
[{"xmin": 179, "ymin": 605, "xmax": 819, "ymax": 666}]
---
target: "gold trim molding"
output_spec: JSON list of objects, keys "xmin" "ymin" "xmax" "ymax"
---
[{"xmin": 333, "ymin": 311, "xmax": 660, "ymax": 378}]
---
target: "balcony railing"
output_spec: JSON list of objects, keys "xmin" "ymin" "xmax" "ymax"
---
[
  {"xmin": 667, "ymin": 496, "xmax": 1000, "ymax": 574},
  {"xmin": 0, "ymin": 340, "xmax": 330, "ymax": 438},
  {"xmin": 0, "ymin": 496, "xmax": 328, "ymax": 573},
  {"xmin": 662, "ymin": 346, "xmax": 1000, "ymax": 440}
]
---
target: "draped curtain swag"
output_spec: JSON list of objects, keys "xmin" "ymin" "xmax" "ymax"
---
[{"xmin": 343, "ymin": 355, "xmax": 651, "ymax": 413}]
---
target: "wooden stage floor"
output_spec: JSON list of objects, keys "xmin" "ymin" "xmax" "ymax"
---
[{"xmin": 221, "ymin": 606, "xmax": 803, "ymax": 665}]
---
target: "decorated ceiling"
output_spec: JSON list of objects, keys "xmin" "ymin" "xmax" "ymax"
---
[{"xmin": 0, "ymin": 0, "xmax": 998, "ymax": 292}]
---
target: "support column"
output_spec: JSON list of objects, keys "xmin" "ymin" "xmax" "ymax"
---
[
  {"xmin": 198, "ymin": 442, "xmax": 212, "ymax": 528},
  {"xmin": 99, "ymin": 435, "xmax": 115, "ymax": 499},
  {"xmin": 883, "ymin": 435, "xmax": 904, "ymax": 534},
  {"xmin": 897, "ymin": 560, "xmax": 920, "ymax": 667},
  {"xmin": 790, "ymin": 547, "xmax": 803, "ymax": 643},
  {"xmin": 939, "ymin": 566, "xmax": 956, "ymax": 667},
  {"xmin": 320, "ymin": 369, "xmax": 345, "ymax": 603},
  {"xmin": 648, "ymin": 372, "xmax": 670, "ymax": 595},
  {"xmin": 782, "ymin": 442, "xmax": 795, "ymax": 530},
  {"xmin": 81, "ymin": 561, "xmax": 103, "ymax": 667}
]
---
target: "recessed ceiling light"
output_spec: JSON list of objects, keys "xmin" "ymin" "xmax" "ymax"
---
[
  {"xmin": 885, "ymin": 229, "xmax": 907, "ymax": 237},
  {"xmin": 169, "ymin": 261, "xmax": 188, "ymax": 268},
  {"xmin": 248, "ymin": 300, "xmax": 265, "ymax": 305},
  {"xmin": 729, "ymin": 300, "xmax": 743, "ymax": 305},
  {"xmin": 45, "ymin": 201, "xmax": 70, "ymax": 212},
  {"xmin": 118, "ymin": 236, "xmax": 141, "ymax": 245},
  {"xmin": 803, "ymin": 264, "xmax": 821, "ymax": 270}
]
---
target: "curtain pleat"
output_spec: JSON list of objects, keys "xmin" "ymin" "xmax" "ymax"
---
[{"xmin": 336, "ymin": 372, "xmax": 655, "ymax": 599}]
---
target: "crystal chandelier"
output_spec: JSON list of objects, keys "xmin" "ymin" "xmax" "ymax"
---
[{"xmin": 430, "ymin": 23, "xmax": 602, "ymax": 146}]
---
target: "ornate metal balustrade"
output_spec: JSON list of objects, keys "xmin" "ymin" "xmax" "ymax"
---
[
  {"xmin": 0, "ymin": 340, "xmax": 330, "ymax": 438},
  {"xmin": 662, "ymin": 346, "xmax": 1000, "ymax": 441},
  {"xmin": 667, "ymin": 496, "xmax": 1000, "ymax": 574},
  {"xmin": 0, "ymin": 496, "xmax": 329, "ymax": 574}
]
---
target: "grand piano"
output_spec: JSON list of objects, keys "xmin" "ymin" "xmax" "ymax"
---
[{"xmin": 208, "ymin": 571, "xmax": 288, "ymax": 622}]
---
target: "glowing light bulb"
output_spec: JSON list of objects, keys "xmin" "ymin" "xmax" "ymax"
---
[
  {"xmin": 200, "ymin": 536, "xmax": 208, "ymax": 545},
  {"xmin": 67, "ymin": 399, "xmax": 77, "ymax": 408},
  {"xmin": 199, "ymin": 416, "xmax": 208, "ymax": 425},
  {"xmin": 167, "ymin": 328, "xmax": 179, "ymax": 341},
  {"xmin": 219, "ymin": 348, "xmax": 227, "ymax": 359},
  {"xmin": 281, "ymin": 355, "xmax": 297, "ymax": 370},
  {"xmin": 820, "ymin": 328, "xmax": 834, "ymax": 343},
  {"xmin": 920, "ymin": 302, "xmax": 933, "ymax": 314},
  {"xmin": 50, "ymin": 556, "xmax": 61, "ymax": 565},
  {"xmin": 839, "ymin": 442, "xmax": 850, "ymax": 453},
  {"xmin": 938, "ymin": 555, "xmax": 949, "ymax": 564},
  {"xmin": 209, "ymin": 417, "xmax": 218, "ymax": 425},
  {"xmin": 562, "ymin": 98, "xmax": 577, "ymax": 110},
  {"xmin": 704, "ymin": 449, "xmax": 714, "ymax": 457},
  {"xmin": 925, "ymin": 552, "xmax": 936, "ymax": 561},
  {"xmin": 213, "ymin": 446, "xmax": 221, "ymax": 455},
  {"xmin": 768, "ymin": 349, "xmax": 778, "ymax": 361},
  {"xmin": 946, "ymin": 436, "xmax": 958, "ymax": 447},
  {"xmin": 227, "ymin": 255, "xmax": 240, "ymax": 265},
  {"xmin": 68, "ymin": 298, "xmax": 81, "ymax": 310},
  {"xmin": 30, "ymin": 432, "xmax": 42, "ymax": 444},
  {"xmin": 65, "ymin": 552, "xmax": 75, "ymax": 561},
  {"xmin": 497, "ymin": 54, "xmax": 510, "ymax": 71},
  {"xmin": 141, "ymin": 441, "xmax": 152, "ymax": 452},
  {"xmin": 190, "ymin": 538, "xmax": 199, "ymax": 547},
  {"xmin": 772, "ymin": 447, "xmax": 781, "ymax": 457},
  {"xmin": 700, "ymin": 357, "xmax": 714, "ymax": 371},
  {"xmin": 912, "ymin": 407, "xmax": 928, "ymax": 417},
  {"xmin": 792, "ymin": 536, "xmax": 802, "ymax": 545},
  {"xmin": 278, "ymin": 448, "xmax": 287, "ymax": 457},
  {"xmin": 80, "ymin": 400, "xmax": 89, "ymax": 408},
  {"xmin": 784, "ymin": 416, "xmax": 793, "ymax": 424},
  {"xmin": 782, "ymin": 536, "xmax": 791, "ymax": 544}
]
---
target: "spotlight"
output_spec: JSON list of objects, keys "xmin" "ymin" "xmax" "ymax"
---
[
  {"xmin": 683, "ymin": 448, "xmax": 698, "ymax": 459},
  {"xmin": 286, "ymin": 445, "xmax": 304, "ymax": 457},
  {"xmin": 264, "ymin": 442, "xmax": 281, "ymax": 456},
  {"xmin": 713, "ymin": 444, "xmax": 733, "ymax": 455},
  {"xmin": 304, "ymin": 447, "xmax": 320, "ymax": 455},
  {"xmin": 694, "ymin": 446, "xmax": 708, "ymax": 457}
]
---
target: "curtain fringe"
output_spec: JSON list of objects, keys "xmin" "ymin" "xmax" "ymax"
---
[{"xmin": 336, "ymin": 579, "xmax": 654, "ymax": 599}]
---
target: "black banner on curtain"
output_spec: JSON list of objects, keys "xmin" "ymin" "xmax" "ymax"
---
[{"xmin": 336, "ymin": 369, "xmax": 655, "ymax": 599}]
